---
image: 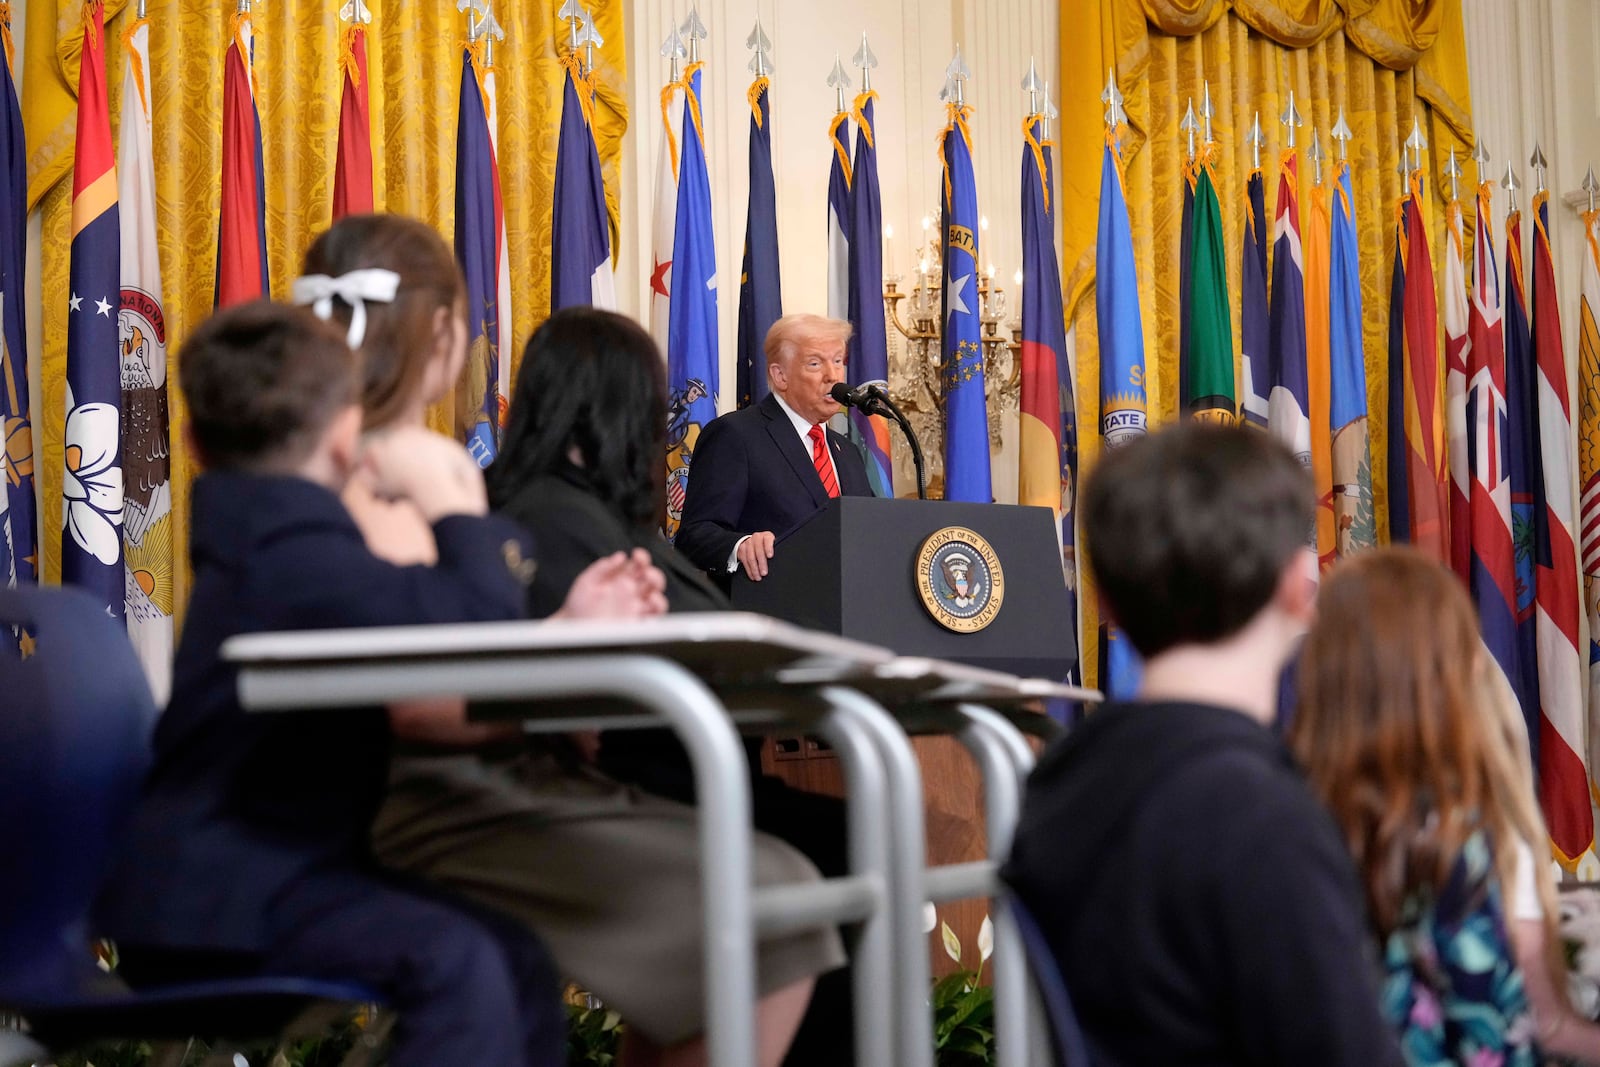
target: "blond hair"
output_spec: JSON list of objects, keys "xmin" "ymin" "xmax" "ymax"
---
[{"xmin": 763, "ymin": 313, "xmax": 853, "ymax": 383}]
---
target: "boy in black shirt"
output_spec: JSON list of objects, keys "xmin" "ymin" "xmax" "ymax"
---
[
  {"xmin": 98, "ymin": 302, "xmax": 563, "ymax": 1067},
  {"xmin": 1005, "ymin": 424, "xmax": 1402, "ymax": 1067}
]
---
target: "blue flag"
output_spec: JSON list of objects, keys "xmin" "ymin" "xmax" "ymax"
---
[
  {"xmin": 940, "ymin": 107, "xmax": 990, "ymax": 503},
  {"xmin": 1503, "ymin": 210, "xmax": 1545, "ymax": 757},
  {"xmin": 1240, "ymin": 169, "xmax": 1270, "ymax": 427},
  {"xmin": 62, "ymin": 6, "xmax": 124, "ymax": 619},
  {"xmin": 736, "ymin": 75, "xmax": 781, "ymax": 409},
  {"xmin": 1095, "ymin": 135, "xmax": 1147, "ymax": 699},
  {"xmin": 1267, "ymin": 154, "xmax": 1310, "ymax": 465},
  {"xmin": 846, "ymin": 91, "xmax": 891, "ymax": 496},
  {"xmin": 825, "ymin": 111, "xmax": 851, "ymax": 321},
  {"xmin": 455, "ymin": 48, "xmax": 503, "ymax": 468},
  {"xmin": 550, "ymin": 61, "xmax": 616, "ymax": 312},
  {"xmin": 664, "ymin": 64, "xmax": 720, "ymax": 541},
  {"xmin": 0, "ymin": 25, "xmax": 34, "ymax": 607},
  {"xmin": 1328, "ymin": 164, "xmax": 1376, "ymax": 556}
]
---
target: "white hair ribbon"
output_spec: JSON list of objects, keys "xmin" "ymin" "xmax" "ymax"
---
[{"xmin": 290, "ymin": 268, "xmax": 401, "ymax": 350}]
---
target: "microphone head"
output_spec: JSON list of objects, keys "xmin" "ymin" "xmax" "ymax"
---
[{"xmin": 829, "ymin": 382, "xmax": 854, "ymax": 405}]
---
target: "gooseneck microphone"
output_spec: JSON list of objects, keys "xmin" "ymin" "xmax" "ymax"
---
[{"xmin": 829, "ymin": 382, "xmax": 928, "ymax": 500}]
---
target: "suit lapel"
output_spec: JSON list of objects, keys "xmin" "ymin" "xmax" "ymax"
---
[
  {"xmin": 761, "ymin": 395, "xmax": 828, "ymax": 508},
  {"xmin": 828, "ymin": 430, "xmax": 872, "ymax": 497}
]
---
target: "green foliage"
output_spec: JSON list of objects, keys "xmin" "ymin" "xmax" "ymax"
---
[
  {"xmin": 931, "ymin": 969, "xmax": 995, "ymax": 1066},
  {"xmin": 564, "ymin": 998, "xmax": 622, "ymax": 1067}
]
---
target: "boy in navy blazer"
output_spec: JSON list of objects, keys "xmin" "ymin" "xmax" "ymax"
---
[
  {"xmin": 676, "ymin": 313, "xmax": 873, "ymax": 583},
  {"xmin": 97, "ymin": 302, "xmax": 562, "ymax": 1067}
]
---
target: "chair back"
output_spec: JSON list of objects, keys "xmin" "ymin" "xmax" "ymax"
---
[
  {"xmin": 0, "ymin": 585, "xmax": 156, "ymax": 998},
  {"xmin": 1008, "ymin": 894, "xmax": 1098, "ymax": 1067}
]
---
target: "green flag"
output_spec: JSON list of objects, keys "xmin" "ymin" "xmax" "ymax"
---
[{"xmin": 1185, "ymin": 164, "xmax": 1237, "ymax": 424}]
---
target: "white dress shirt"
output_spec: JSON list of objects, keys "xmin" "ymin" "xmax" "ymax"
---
[{"xmin": 725, "ymin": 393, "xmax": 839, "ymax": 572}]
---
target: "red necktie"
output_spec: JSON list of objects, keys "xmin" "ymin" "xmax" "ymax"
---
[{"xmin": 809, "ymin": 425, "xmax": 840, "ymax": 498}]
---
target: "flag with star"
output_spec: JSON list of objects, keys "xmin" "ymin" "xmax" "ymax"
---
[
  {"xmin": 1577, "ymin": 201, "xmax": 1600, "ymax": 814},
  {"xmin": 846, "ymin": 88, "xmax": 890, "ymax": 496},
  {"xmin": 1530, "ymin": 187, "xmax": 1591, "ymax": 868},
  {"xmin": 1445, "ymin": 195, "xmax": 1472, "ymax": 582},
  {"xmin": 62, "ymin": 0, "xmax": 124, "ymax": 620},
  {"xmin": 939, "ymin": 98, "xmax": 989, "ymax": 503},
  {"xmin": 1019, "ymin": 110, "xmax": 1076, "ymax": 668},
  {"xmin": 1504, "ymin": 204, "xmax": 1544, "ymax": 765},
  {"xmin": 664, "ymin": 59, "xmax": 719, "ymax": 540},
  {"xmin": 1328, "ymin": 161, "xmax": 1375, "ymax": 557},
  {"xmin": 1095, "ymin": 121, "xmax": 1146, "ymax": 698},
  {"xmin": 0, "ymin": 0, "xmax": 34, "ymax": 618},
  {"xmin": 1465, "ymin": 181, "xmax": 1517, "ymax": 720},
  {"xmin": 216, "ymin": 7, "xmax": 268, "ymax": 306},
  {"xmin": 119, "ymin": 9, "xmax": 174, "ymax": 704},
  {"xmin": 454, "ymin": 40, "xmax": 504, "ymax": 467},
  {"xmin": 649, "ymin": 64, "xmax": 685, "ymax": 362},
  {"xmin": 551, "ymin": 45, "xmax": 617, "ymax": 312},
  {"xmin": 735, "ymin": 66, "xmax": 780, "ymax": 408}
]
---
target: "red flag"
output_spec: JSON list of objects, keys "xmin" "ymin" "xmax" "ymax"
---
[
  {"xmin": 331, "ymin": 23, "xmax": 374, "ymax": 221},
  {"xmin": 1402, "ymin": 180, "xmax": 1448, "ymax": 561},
  {"xmin": 216, "ymin": 13, "xmax": 268, "ymax": 307}
]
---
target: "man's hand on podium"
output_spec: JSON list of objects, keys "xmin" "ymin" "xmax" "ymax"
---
[{"xmin": 736, "ymin": 531, "xmax": 776, "ymax": 581}]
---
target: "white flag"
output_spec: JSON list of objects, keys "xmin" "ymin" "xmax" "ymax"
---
[
  {"xmin": 118, "ymin": 20, "xmax": 174, "ymax": 705},
  {"xmin": 650, "ymin": 78, "xmax": 685, "ymax": 358}
]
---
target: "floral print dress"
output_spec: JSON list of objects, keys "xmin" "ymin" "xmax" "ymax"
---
[{"xmin": 1381, "ymin": 829, "xmax": 1538, "ymax": 1067}]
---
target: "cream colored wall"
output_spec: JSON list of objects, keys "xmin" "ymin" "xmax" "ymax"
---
[{"xmin": 618, "ymin": 0, "xmax": 1061, "ymax": 503}]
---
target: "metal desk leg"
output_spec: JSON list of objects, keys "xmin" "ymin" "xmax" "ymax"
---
[
  {"xmin": 821, "ymin": 686, "xmax": 934, "ymax": 1067},
  {"xmin": 954, "ymin": 705, "xmax": 1036, "ymax": 1067}
]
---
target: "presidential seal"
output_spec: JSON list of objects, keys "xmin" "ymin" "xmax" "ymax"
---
[{"xmin": 915, "ymin": 526, "xmax": 1005, "ymax": 633}]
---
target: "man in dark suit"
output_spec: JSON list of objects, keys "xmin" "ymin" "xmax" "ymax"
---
[{"xmin": 676, "ymin": 313, "xmax": 874, "ymax": 582}]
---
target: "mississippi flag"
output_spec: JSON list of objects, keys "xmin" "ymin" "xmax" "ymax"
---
[
  {"xmin": 1095, "ymin": 128, "xmax": 1146, "ymax": 699},
  {"xmin": 550, "ymin": 55, "xmax": 617, "ymax": 312},
  {"xmin": 119, "ymin": 12, "xmax": 174, "ymax": 704},
  {"xmin": 1019, "ymin": 112, "xmax": 1075, "ymax": 662},
  {"xmin": 0, "ymin": 2, "xmax": 33, "ymax": 603},
  {"xmin": 1576, "ymin": 203, "xmax": 1600, "ymax": 816},
  {"xmin": 1267, "ymin": 151, "xmax": 1311, "ymax": 470},
  {"xmin": 216, "ymin": 10, "xmax": 268, "ymax": 306},
  {"xmin": 1531, "ymin": 189, "xmax": 1591, "ymax": 867},
  {"xmin": 1466, "ymin": 183, "xmax": 1518, "ymax": 708},
  {"xmin": 845, "ymin": 90, "xmax": 890, "ymax": 496},
  {"xmin": 663, "ymin": 61, "xmax": 719, "ymax": 541},
  {"xmin": 1402, "ymin": 178, "xmax": 1448, "ymax": 561},
  {"xmin": 454, "ymin": 44, "xmax": 504, "ymax": 467},
  {"xmin": 331, "ymin": 21, "xmax": 374, "ymax": 220},
  {"xmin": 825, "ymin": 108, "xmax": 851, "ymax": 321},
  {"xmin": 1240, "ymin": 166, "xmax": 1270, "ymax": 428},
  {"xmin": 1328, "ymin": 163, "xmax": 1375, "ymax": 556},
  {"xmin": 1445, "ymin": 198, "xmax": 1472, "ymax": 581},
  {"xmin": 735, "ymin": 73, "xmax": 781, "ymax": 408},
  {"xmin": 1505, "ymin": 207, "xmax": 1545, "ymax": 764},
  {"xmin": 62, "ymin": 1, "xmax": 124, "ymax": 619}
]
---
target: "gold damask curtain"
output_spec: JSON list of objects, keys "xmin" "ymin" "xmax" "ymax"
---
[
  {"xmin": 1059, "ymin": 0, "xmax": 1473, "ymax": 683},
  {"xmin": 21, "ymin": 0, "xmax": 626, "ymax": 612}
]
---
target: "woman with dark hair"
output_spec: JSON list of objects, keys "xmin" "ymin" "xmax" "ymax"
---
[
  {"xmin": 488, "ymin": 306, "xmax": 722, "ymax": 617},
  {"xmin": 491, "ymin": 307, "xmax": 857, "ymax": 1067}
]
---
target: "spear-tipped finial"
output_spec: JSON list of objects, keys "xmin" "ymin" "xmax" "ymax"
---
[
  {"xmin": 1502, "ymin": 161, "xmax": 1521, "ymax": 213},
  {"xmin": 680, "ymin": 3, "xmax": 707, "ymax": 63},
  {"xmin": 1044, "ymin": 79, "xmax": 1059, "ymax": 139},
  {"xmin": 1331, "ymin": 108, "xmax": 1352, "ymax": 162},
  {"xmin": 1179, "ymin": 99, "xmax": 1198, "ymax": 161},
  {"xmin": 939, "ymin": 45, "xmax": 971, "ymax": 106},
  {"xmin": 852, "ymin": 32, "xmax": 877, "ymax": 93},
  {"xmin": 1472, "ymin": 137, "xmax": 1490, "ymax": 185},
  {"xmin": 1200, "ymin": 81, "xmax": 1215, "ymax": 146},
  {"xmin": 458, "ymin": 0, "xmax": 485, "ymax": 41},
  {"xmin": 1309, "ymin": 129, "xmax": 1325, "ymax": 185},
  {"xmin": 579, "ymin": 8, "xmax": 603, "ymax": 72},
  {"xmin": 1398, "ymin": 142, "xmax": 1411, "ymax": 176},
  {"xmin": 1280, "ymin": 90, "xmax": 1303, "ymax": 149},
  {"xmin": 1404, "ymin": 117, "xmax": 1426, "ymax": 167},
  {"xmin": 1443, "ymin": 147, "xmax": 1462, "ymax": 202},
  {"xmin": 1022, "ymin": 57, "xmax": 1042, "ymax": 117},
  {"xmin": 477, "ymin": 7, "xmax": 505, "ymax": 64},
  {"xmin": 660, "ymin": 25, "xmax": 687, "ymax": 81},
  {"xmin": 828, "ymin": 54, "xmax": 852, "ymax": 113},
  {"xmin": 557, "ymin": 0, "xmax": 583, "ymax": 51},
  {"xmin": 339, "ymin": 0, "xmax": 371, "ymax": 23},
  {"xmin": 1246, "ymin": 111, "xmax": 1263, "ymax": 171},
  {"xmin": 1529, "ymin": 142, "xmax": 1549, "ymax": 194},
  {"xmin": 746, "ymin": 16, "xmax": 773, "ymax": 77},
  {"xmin": 1099, "ymin": 69, "xmax": 1125, "ymax": 130},
  {"xmin": 1584, "ymin": 166, "xmax": 1598, "ymax": 213}
]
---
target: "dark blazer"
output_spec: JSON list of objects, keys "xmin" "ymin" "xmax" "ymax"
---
[
  {"xmin": 499, "ymin": 465, "xmax": 727, "ymax": 619},
  {"xmin": 97, "ymin": 471, "xmax": 531, "ymax": 955},
  {"xmin": 675, "ymin": 392, "xmax": 873, "ymax": 573}
]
